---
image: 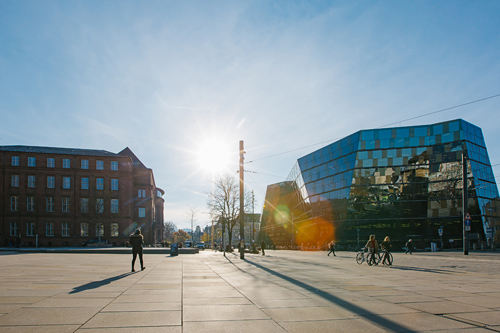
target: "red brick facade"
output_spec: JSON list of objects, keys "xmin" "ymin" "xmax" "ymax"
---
[{"xmin": 0, "ymin": 146, "xmax": 164, "ymax": 247}]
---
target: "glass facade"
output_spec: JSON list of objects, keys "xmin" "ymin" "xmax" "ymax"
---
[{"xmin": 261, "ymin": 119, "xmax": 499, "ymax": 250}]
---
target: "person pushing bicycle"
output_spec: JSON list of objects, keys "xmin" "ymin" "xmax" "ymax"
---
[
  {"xmin": 380, "ymin": 236, "xmax": 392, "ymax": 266},
  {"xmin": 364, "ymin": 234, "xmax": 379, "ymax": 265}
]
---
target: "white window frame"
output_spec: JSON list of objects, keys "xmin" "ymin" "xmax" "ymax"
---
[
  {"xmin": 28, "ymin": 157, "xmax": 36, "ymax": 167},
  {"xmin": 28, "ymin": 175, "xmax": 36, "ymax": 188},
  {"xmin": 62, "ymin": 223, "xmax": 70, "ymax": 237},
  {"xmin": 81, "ymin": 198, "xmax": 89, "ymax": 213},
  {"xmin": 111, "ymin": 178, "xmax": 119, "ymax": 191},
  {"xmin": 26, "ymin": 222, "xmax": 35, "ymax": 237},
  {"xmin": 81, "ymin": 159, "xmax": 89, "ymax": 169},
  {"xmin": 27, "ymin": 196, "xmax": 35, "ymax": 212},
  {"xmin": 81, "ymin": 223, "xmax": 89, "ymax": 237},
  {"xmin": 63, "ymin": 158, "xmax": 71, "ymax": 168},
  {"xmin": 81, "ymin": 177, "xmax": 89, "ymax": 190},
  {"xmin": 96, "ymin": 198, "xmax": 104, "ymax": 213},
  {"xmin": 111, "ymin": 223, "xmax": 119, "ymax": 237},
  {"xmin": 11, "ymin": 156, "xmax": 19, "ymax": 166},
  {"xmin": 138, "ymin": 207, "xmax": 146, "ymax": 218},
  {"xmin": 62, "ymin": 197, "xmax": 70, "ymax": 213},
  {"xmin": 10, "ymin": 222, "xmax": 19, "ymax": 236},
  {"xmin": 46, "ymin": 222, "xmax": 54, "ymax": 237},
  {"xmin": 46, "ymin": 197, "xmax": 54, "ymax": 212},
  {"xmin": 96, "ymin": 160, "xmax": 104, "ymax": 170},
  {"xmin": 111, "ymin": 199, "xmax": 119, "ymax": 213},
  {"xmin": 10, "ymin": 196, "xmax": 19, "ymax": 211},
  {"xmin": 63, "ymin": 177, "xmax": 71, "ymax": 189},
  {"xmin": 47, "ymin": 176, "xmax": 55, "ymax": 189},
  {"xmin": 96, "ymin": 178, "xmax": 104, "ymax": 190},
  {"xmin": 11, "ymin": 174, "xmax": 19, "ymax": 187},
  {"xmin": 47, "ymin": 158, "xmax": 55, "ymax": 168},
  {"xmin": 111, "ymin": 161, "xmax": 118, "ymax": 171}
]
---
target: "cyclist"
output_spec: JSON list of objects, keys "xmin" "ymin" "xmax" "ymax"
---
[
  {"xmin": 380, "ymin": 236, "xmax": 392, "ymax": 265},
  {"xmin": 364, "ymin": 234, "xmax": 379, "ymax": 265}
]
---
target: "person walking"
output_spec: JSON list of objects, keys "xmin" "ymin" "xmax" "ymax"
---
[
  {"xmin": 405, "ymin": 239, "xmax": 414, "ymax": 254},
  {"xmin": 129, "ymin": 229, "xmax": 146, "ymax": 272},
  {"xmin": 261, "ymin": 239, "xmax": 266, "ymax": 256},
  {"xmin": 380, "ymin": 236, "xmax": 392, "ymax": 265},
  {"xmin": 364, "ymin": 234, "xmax": 379, "ymax": 265},
  {"xmin": 327, "ymin": 241, "xmax": 336, "ymax": 256}
]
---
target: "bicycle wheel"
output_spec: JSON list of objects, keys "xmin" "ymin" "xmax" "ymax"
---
[
  {"xmin": 373, "ymin": 252, "xmax": 380, "ymax": 266},
  {"xmin": 356, "ymin": 252, "xmax": 364, "ymax": 265},
  {"xmin": 367, "ymin": 253, "xmax": 373, "ymax": 266},
  {"xmin": 387, "ymin": 253, "xmax": 393, "ymax": 265}
]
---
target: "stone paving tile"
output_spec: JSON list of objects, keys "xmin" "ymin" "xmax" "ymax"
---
[
  {"xmin": 404, "ymin": 300, "xmax": 491, "ymax": 314},
  {"xmin": 376, "ymin": 294, "xmax": 443, "ymax": 303},
  {"xmin": 103, "ymin": 302, "xmax": 181, "ymax": 312},
  {"xmin": 82, "ymin": 311, "xmax": 181, "ymax": 328},
  {"xmin": 0, "ymin": 296, "xmax": 47, "ymax": 304},
  {"xmin": 444, "ymin": 296, "xmax": 500, "ymax": 309},
  {"xmin": 447, "ymin": 311, "xmax": 500, "ymax": 326},
  {"xmin": 183, "ymin": 304, "xmax": 269, "ymax": 321},
  {"xmin": 77, "ymin": 328, "xmax": 181, "ymax": 333},
  {"xmin": 262, "ymin": 306, "xmax": 356, "ymax": 322},
  {"xmin": 183, "ymin": 288, "xmax": 243, "ymax": 298},
  {"xmin": 26, "ymin": 298, "xmax": 112, "ymax": 308},
  {"xmin": 183, "ymin": 297, "xmax": 252, "ymax": 306},
  {"xmin": 280, "ymin": 318, "xmax": 387, "ymax": 332},
  {"xmin": 0, "ymin": 307, "xmax": 101, "ymax": 325},
  {"xmin": 113, "ymin": 293, "xmax": 180, "ymax": 303},
  {"xmin": 0, "ymin": 325, "xmax": 80, "ymax": 332},
  {"xmin": 183, "ymin": 319, "xmax": 287, "ymax": 332},
  {"xmin": 365, "ymin": 312, "xmax": 476, "ymax": 331},
  {"xmin": 252, "ymin": 297, "xmax": 329, "ymax": 309}
]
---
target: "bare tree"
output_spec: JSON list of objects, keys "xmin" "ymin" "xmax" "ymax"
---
[
  {"xmin": 207, "ymin": 173, "xmax": 252, "ymax": 249},
  {"xmin": 164, "ymin": 221, "xmax": 177, "ymax": 242},
  {"xmin": 186, "ymin": 207, "xmax": 198, "ymax": 242}
]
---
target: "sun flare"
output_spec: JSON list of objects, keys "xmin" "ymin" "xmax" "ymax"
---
[{"xmin": 197, "ymin": 140, "xmax": 234, "ymax": 175}]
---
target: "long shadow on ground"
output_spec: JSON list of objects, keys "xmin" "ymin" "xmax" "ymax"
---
[
  {"xmin": 70, "ymin": 272, "xmax": 133, "ymax": 294},
  {"xmin": 236, "ymin": 256, "xmax": 415, "ymax": 332}
]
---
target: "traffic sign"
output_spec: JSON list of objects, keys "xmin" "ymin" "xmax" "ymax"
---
[
  {"xmin": 465, "ymin": 219, "xmax": 471, "ymax": 227},
  {"xmin": 438, "ymin": 228, "xmax": 443, "ymax": 236},
  {"xmin": 465, "ymin": 212, "xmax": 471, "ymax": 220},
  {"xmin": 466, "ymin": 225, "xmax": 471, "ymax": 231}
]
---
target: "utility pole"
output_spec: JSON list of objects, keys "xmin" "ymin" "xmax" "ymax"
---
[
  {"xmin": 239, "ymin": 140, "xmax": 245, "ymax": 259},
  {"xmin": 252, "ymin": 190, "xmax": 255, "ymax": 243},
  {"xmin": 463, "ymin": 154, "xmax": 469, "ymax": 255}
]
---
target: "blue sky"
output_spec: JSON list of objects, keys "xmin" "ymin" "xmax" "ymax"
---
[{"xmin": 1, "ymin": 0, "xmax": 500, "ymax": 230}]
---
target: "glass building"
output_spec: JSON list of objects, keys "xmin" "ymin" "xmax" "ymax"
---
[{"xmin": 260, "ymin": 119, "xmax": 499, "ymax": 250}]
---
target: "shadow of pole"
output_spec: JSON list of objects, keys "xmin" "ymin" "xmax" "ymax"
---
[
  {"xmin": 69, "ymin": 272, "xmax": 133, "ymax": 294},
  {"xmin": 238, "ymin": 257, "xmax": 414, "ymax": 332}
]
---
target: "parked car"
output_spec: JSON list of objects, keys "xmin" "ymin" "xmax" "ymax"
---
[
  {"xmin": 196, "ymin": 242, "xmax": 205, "ymax": 249},
  {"xmin": 82, "ymin": 238, "xmax": 111, "ymax": 247},
  {"xmin": 184, "ymin": 241, "xmax": 192, "ymax": 248}
]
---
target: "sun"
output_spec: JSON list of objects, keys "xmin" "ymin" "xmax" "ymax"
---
[{"xmin": 196, "ymin": 139, "xmax": 234, "ymax": 175}]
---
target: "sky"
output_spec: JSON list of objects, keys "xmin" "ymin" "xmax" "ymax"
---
[{"xmin": 1, "ymin": 0, "xmax": 500, "ymax": 230}]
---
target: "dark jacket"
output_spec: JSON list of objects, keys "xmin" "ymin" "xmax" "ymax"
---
[
  {"xmin": 129, "ymin": 234, "xmax": 144, "ymax": 250},
  {"xmin": 381, "ymin": 240, "xmax": 391, "ymax": 252}
]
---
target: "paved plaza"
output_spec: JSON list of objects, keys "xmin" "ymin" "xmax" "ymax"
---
[{"xmin": 0, "ymin": 249, "xmax": 500, "ymax": 332}]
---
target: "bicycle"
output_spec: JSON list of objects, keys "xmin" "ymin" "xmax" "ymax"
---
[
  {"xmin": 380, "ymin": 249, "xmax": 393, "ymax": 266},
  {"xmin": 367, "ymin": 249, "xmax": 380, "ymax": 266},
  {"xmin": 356, "ymin": 248, "xmax": 367, "ymax": 265}
]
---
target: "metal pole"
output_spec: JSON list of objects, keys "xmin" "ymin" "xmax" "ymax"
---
[
  {"xmin": 463, "ymin": 154, "xmax": 469, "ymax": 255},
  {"xmin": 239, "ymin": 140, "xmax": 245, "ymax": 259}
]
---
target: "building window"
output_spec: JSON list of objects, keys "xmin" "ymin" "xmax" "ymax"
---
[
  {"xmin": 62, "ymin": 223, "xmax": 70, "ymax": 237},
  {"xmin": 11, "ymin": 174, "xmax": 19, "ymax": 187},
  {"xmin": 26, "ymin": 222, "xmax": 35, "ymax": 236},
  {"xmin": 81, "ymin": 223, "xmax": 89, "ymax": 237},
  {"xmin": 10, "ymin": 222, "xmax": 19, "ymax": 236},
  {"xmin": 10, "ymin": 196, "xmax": 19, "ymax": 211},
  {"xmin": 81, "ymin": 177, "xmax": 89, "ymax": 190},
  {"xmin": 28, "ymin": 157, "xmax": 36, "ymax": 167},
  {"xmin": 62, "ymin": 197, "xmax": 70, "ymax": 212},
  {"xmin": 81, "ymin": 159, "xmax": 89, "ymax": 169},
  {"xmin": 111, "ymin": 199, "xmax": 119, "ymax": 213},
  {"xmin": 63, "ymin": 158, "xmax": 71, "ymax": 168},
  {"xmin": 96, "ymin": 223, "xmax": 104, "ymax": 237},
  {"xmin": 47, "ymin": 158, "xmax": 55, "ymax": 168},
  {"xmin": 111, "ymin": 178, "xmax": 119, "ymax": 191},
  {"xmin": 111, "ymin": 161, "xmax": 118, "ymax": 171},
  {"xmin": 63, "ymin": 177, "xmax": 71, "ymax": 189},
  {"xmin": 46, "ymin": 222, "xmax": 54, "ymax": 236},
  {"xmin": 111, "ymin": 223, "xmax": 119, "ymax": 237},
  {"xmin": 138, "ymin": 207, "xmax": 146, "ymax": 218},
  {"xmin": 138, "ymin": 189, "xmax": 146, "ymax": 198},
  {"xmin": 11, "ymin": 156, "xmax": 19, "ymax": 166},
  {"xmin": 96, "ymin": 160, "xmax": 104, "ymax": 170},
  {"xmin": 81, "ymin": 198, "xmax": 89, "ymax": 213},
  {"xmin": 96, "ymin": 198, "xmax": 104, "ymax": 213},
  {"xmin": 96, "ymin": 178, "xmax": 104, "ymax": 190},
  {"xmin": 27, "ymin": 196, "xmax": 35, "ymax": 212},
  {"xmin": 28, "ymin": 175, "xmax": 36, "ymax": 188},
  {"xmin": 47, "ymin": 176, "xmax": 55, "ymax": 189},
  {"xmin": 46, "ymin": 197, "xmax": 54, "ymax": 212}
]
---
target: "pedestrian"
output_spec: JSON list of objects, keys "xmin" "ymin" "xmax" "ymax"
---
[
  {"xmin": 405, "ymin": 239, "xmax": 414, "ymax": 254},
  {"xmin": 261, "ymin": 240, "xmax": 266, "ymax": 256},
  {"xmin": 129, "ymin": 229, "xmax": 145, "ymax": 272},
  {"xmin": 380, "ymin": 236, "xmax": 392, "ymax": 265},
  {"xmin": 327, "ymin": 241, "xmax": 336, "ymax": 256},
  {"xmin": 364, "ymin": 234, "xmax": 379, "ymax": 265}
]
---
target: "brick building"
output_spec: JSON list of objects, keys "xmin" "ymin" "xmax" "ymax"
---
[{"xmin": 0, "ymin": 146, "xmax": 164, "ymax": 247}]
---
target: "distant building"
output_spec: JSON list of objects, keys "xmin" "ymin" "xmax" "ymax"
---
[
  {"xmin": 232, "ymin": 213, "xmax": 261, "ymax": 244},
  {"xmin": 0, "ymin": 146, "xmax": 164, "ymax": 247},
  {"xmin": 261, "ymin": 119, "xmax": 500, "ymax": 250}
]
